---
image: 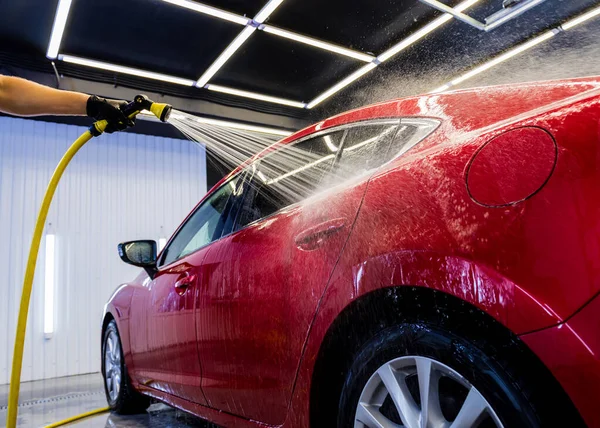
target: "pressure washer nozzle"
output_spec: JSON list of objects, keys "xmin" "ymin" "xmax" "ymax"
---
[
  {"xmin": 150, "ymin": 102, "xmax": 172, "ymax": 122},
  {"xmin": 127, "ymin": 94, "xmax": 173, "ymax": 122}
]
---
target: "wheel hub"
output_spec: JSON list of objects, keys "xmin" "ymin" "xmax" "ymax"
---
[{"xmin": 354, "ymin": 356, "xmax": 503, "ymax": 428}]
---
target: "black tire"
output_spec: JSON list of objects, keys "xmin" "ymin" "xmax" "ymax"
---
[
  {"xmin": 102, "ymin": 320, "xmax": 150, "ymax": 414},
  {"xmin": 337, "ymin": 322, "xmax": 584, "ymax": 428}
]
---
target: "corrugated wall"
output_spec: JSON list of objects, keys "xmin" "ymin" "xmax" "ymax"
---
[{"xmin": 0, "ymin": 116, "xmax": 207, "ymax": 384}]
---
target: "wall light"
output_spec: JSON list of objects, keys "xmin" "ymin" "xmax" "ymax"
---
[
  {"xmin": 44, "ymin": 234, "xmax": 56, "ymax": 338},
  {"xmin": 261, "ymin": 25, "xmax": 375, "ymax": 62},
  {"xmin": 59, "ymin": 55, "xmax": 196, "ymax": 86},
  {"xmin": 160, "ymin": 0, "xmax": 249, "ymax": 25},
  {"xmin": 47, "ymin": 0, "xmax": 73, "ymax": 59},
  {"xmin": 206, "ymin": 84, "xmax": 306, "ymax": 108}
]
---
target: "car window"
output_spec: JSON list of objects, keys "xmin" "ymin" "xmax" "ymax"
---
[
  {"xmin": 234, "ymin": 132, "xmax": 345, "ymax": 230},
  {"xmin": 335, "ymin": 119, "xmax": 439, "ymax": 178},
  {"xmin": 160, "ymin": 176, "xmax": 240, "ymax": 266}
]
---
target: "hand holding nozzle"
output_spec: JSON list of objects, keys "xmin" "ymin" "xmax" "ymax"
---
[
  {"xmin": 86, "ymin": 95, "xmax": 133, "ymax": 134},
  {"xmin": 88, "ymin": 94, "xmax": 173, "ymax": 136}
]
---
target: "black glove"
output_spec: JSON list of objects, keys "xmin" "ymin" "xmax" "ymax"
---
[{"xmin": 86, "ymin": 95, "xmax": 135, "ymax": 134}]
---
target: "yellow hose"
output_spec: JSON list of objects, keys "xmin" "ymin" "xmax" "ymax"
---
[
  {"xmin": 5, "ymin": 121, "xmax": 107, "ymax": 428},
  {"xmin": 44, "ymin": 406, "xmax": 110, "ymax": 428}
]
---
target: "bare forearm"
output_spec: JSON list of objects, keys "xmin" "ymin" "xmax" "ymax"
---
[{"xmin": 0, "ymin": 76, "xmax": 88, "ymax": 117}]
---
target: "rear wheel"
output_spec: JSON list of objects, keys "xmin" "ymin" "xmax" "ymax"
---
[
  {"xmin": 337, "ymin": 322, "xmax": 581, "ymax": 428},
  {"xmin": 102, "ymin": 320, "xmax": 150, "ymax": 414}
]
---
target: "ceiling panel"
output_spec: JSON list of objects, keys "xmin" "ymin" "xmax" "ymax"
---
[
  {"xmin": 0, "ymin": 0, "xmax": 58, "ymax": 54},
  {"xmin": 62, "ymin": 0, "xmax": 242, "ymax": 79},
  {"xmin": 210, "ymin": 30, "xmax": 360, "ymax": 101},
  {"xmin": 267, "ymin": 0, "xmax": 461, "ymax": 55}
]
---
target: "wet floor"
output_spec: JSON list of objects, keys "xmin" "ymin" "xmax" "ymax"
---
[{"xmin": 0, "ymin": 373, "xmax": 217, "ymax": 427}]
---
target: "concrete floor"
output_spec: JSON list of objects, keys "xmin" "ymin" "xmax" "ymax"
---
[{"xmin": 0, "ymin": 373, "xmax": 216, "ymax": 427}]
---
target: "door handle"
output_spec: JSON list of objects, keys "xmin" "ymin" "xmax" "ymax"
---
[
  {"xmin": 174, "ymin": 273, "xmax": 196, "ymax": 296},
  {"xmin": 295, "ymin": 218, "xmax": 347, "ymax": 251}
]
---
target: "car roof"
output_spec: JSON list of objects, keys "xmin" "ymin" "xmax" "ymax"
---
[{"xmin": 208, "ymin": 75, "xmax": 600, "ymax": 195}]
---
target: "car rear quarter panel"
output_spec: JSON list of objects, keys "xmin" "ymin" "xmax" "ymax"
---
[{"xmin": 285, "ymin": 88, "xmax": 600, "ymax": 427}]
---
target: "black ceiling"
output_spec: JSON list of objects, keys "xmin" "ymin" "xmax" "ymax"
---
[{"xmin": 0, "ymin": 0, "xmax": 598, "ymax": 123}]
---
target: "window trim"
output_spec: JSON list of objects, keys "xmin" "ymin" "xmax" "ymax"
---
[{"xmin": 157, "ymin": 117, "xmax": 440, "ymax": 270}]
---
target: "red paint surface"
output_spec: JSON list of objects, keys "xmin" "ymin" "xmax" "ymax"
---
[
  {"xmin": 103, "ymin": 77, "xmax": 600, "ymax": 427},
  {"xmin": 467, "ymin": 127, "xmax": 557, "ymax": 206}
]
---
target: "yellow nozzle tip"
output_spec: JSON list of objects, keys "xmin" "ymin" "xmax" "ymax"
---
[{"xmin": 149, "ymin": 103, "xmax": 173, "ymax": 122}]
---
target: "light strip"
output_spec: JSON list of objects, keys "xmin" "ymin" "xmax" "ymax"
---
[
  {"xmin": 59, "ymin": 55, "xmax": 196, "ymax": 86},
  {"xmin": 306, "ymin": 0, "xmax": 480, "ymax": 108},
  {"xmin": 207, "ymin": 84, "xmax": 306, "ymax": 108},
  {"xmin": 561, "ymin": 5, "xmax": 600, "ymax": 30},
  {"xmin": 47, "ymin": 0, "xmax": 73, "ymax": 59},
  {"xmin": 378, "ymin": 0, "xmax": 481, "ymax": 62},
  {"xmin": 261, "ymin": 25, "xmax": 375, "ymax": 62},
  {"xmin": 254, "ymin": 0, "xmax": 286, "ymax": 24},
  {"xmin": 449, "ymin": 30, "xmax": 556, "ymax": 86},
  {"xmin": 194, "ymin": 116, "xmax": 293, "ymax": 136},
  {"xmin": 196, "ymin": 26, "xmax": 256, "ymax": 87},
  {"xmin": 139, "ymin": 110, "xmax": 293, "ymax": 136},
  {"xmin": 307, "ymin": 63, "xmax": 377, "ymax": 109},
  {"xmin": 431, "ymin": 29, "xmax": 557, "ymax": 93},
  {"xmin": 160, "ymin": 0, "xmax": 249, "ymax": 25},
  {"xmin": 44, "ymin": 234, "xmax": 56, "ymax": 337}
]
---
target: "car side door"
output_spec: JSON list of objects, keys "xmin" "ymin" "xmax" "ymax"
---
[
  {"xmin": 194, "ymin": 123, "xmax": 401, "ymax": 424},
  {"xmin": 129, "ymin": 174, "xmax": 243, "ymax": 404}
]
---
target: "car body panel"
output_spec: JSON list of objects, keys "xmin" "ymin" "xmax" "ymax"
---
[
  {"xmin": 196, "ymin": 177, "xmax": 369, "ymax": 425},
  {"xmin": 103, "ymin": 76, "xmax": 600, "ymax": 427},
  {"xmin": 128, "ymin": 249, "xmax": 209, "ymax": 405}
]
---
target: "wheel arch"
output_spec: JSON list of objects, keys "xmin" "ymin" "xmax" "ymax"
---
[{"xmin": 308, "ymin": 285, "xmax": 581, "ymax": 427}]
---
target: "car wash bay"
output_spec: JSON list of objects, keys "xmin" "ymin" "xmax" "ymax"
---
[{"xmin": 1, "ymin": 0, "xmax": 600, "ymax": 427}]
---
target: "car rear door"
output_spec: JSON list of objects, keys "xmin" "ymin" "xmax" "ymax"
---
[
  {"xmin": 129, "ymin": 174, "xmax": 243, "ymax": 404},
  {"xmin": 195, "ymin": 122, "xmax": 400, "ymax": 424}
]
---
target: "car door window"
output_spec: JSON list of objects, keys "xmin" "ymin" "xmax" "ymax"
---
[
  {"xmin": 234, "ymin": 132, "xmax": 345, "ymax": 229},
  {"xmin": 160, "ymin": 176, "xmax": 240, "ymax": 266}
]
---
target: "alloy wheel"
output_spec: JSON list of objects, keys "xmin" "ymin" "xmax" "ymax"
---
[
  {"xmin": 104, "ymin": 329, "xmax": 122, "ymax": 402},
  {"xmin": 354, "ymin": 356, "xmax": 503, "ymax": 428}
]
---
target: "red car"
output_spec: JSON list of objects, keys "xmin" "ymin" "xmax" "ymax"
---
[{"xmin": 102, "ymin": 76, "xmax": 600, "ymax": 428}]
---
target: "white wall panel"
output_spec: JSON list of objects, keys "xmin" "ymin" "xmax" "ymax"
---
[{"xmin": 0, "ymin": 117, "xmax": 207, "ymax": 384}]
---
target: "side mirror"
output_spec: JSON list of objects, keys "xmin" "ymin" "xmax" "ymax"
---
[{"xmin": 118, "ymin": 240, "xmax": 157, "ymax": 279}]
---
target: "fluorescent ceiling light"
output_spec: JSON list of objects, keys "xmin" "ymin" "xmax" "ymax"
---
[
  {"xmin": 254, "ymin": 0, "xmax": 286, "ymax": 23},
  {"xmin": 194, "ymin": 116, "xmax": 293, "ymax": 136},
  {"xmin": 206, "ymin": 84, "xmax": 306, "ymax": 108},
  {"xmin": 561, "ymin": 5, "xmax": 600, "ymax": 31},
  {"xmin": 261, "ymin": 25, "xmax": 375, "ymax": 62},
  {"xmin": 378, "ymin": 0, "xmax": 481, "ymax": 63},
  {"xmin": 44, "ymin": 234, "xmax": 56, "ymax": 337},
  {"xmin": 160, "ymin": 0, "xmax": 249, "ymax": 25},
  {"xmin": 59, "ymin": 55, "xmax": 196, "ymax": 86},
  {"xmin": 47, "ymin": 0, "xmax": 73, "ymax": 59},
  {"xmin": 307, "ymin": 63, "xmax": 377, "ymax": 109},
  {"xmin": 449, "ymin": 30, "xmax": 557, "ymax": 87},
  {"xmin": 197, "ymin": 26, "xmax": 256, "ymax": 87}
]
